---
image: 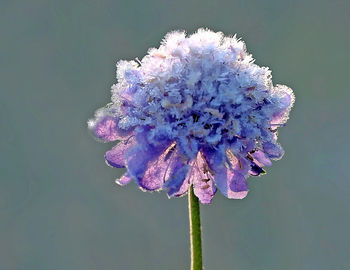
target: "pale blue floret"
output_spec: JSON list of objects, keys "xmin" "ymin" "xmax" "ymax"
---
[{"xmin": 88, "ymin": 28, "xmax": 295, "ymax": 204}]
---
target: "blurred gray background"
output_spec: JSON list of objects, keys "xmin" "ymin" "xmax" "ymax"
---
[{"xmin": 1, "ymin": 0, "xmax": 349, "ymax": 269}]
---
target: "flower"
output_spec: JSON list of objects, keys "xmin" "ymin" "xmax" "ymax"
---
[{"xmin": 88, "ymin": 28, "xmax": 295, "ymax": 204}]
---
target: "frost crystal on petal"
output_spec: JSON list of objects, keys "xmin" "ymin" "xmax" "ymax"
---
[{"xmin": 88, "ymin": 28, "xmax": 295, "ymax": 203}]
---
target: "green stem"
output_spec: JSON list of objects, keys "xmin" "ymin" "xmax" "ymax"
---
[{"xmin": 188, "ymin": 185, "xmax": 203, "ymax": 270}]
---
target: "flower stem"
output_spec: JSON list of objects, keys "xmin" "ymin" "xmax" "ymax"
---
[{"xmin": 188, "ymin": 185, "xmax": 203, "ymax": 270}]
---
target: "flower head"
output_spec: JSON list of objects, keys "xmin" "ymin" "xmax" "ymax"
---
[{"xmin": 88, "ymin": 29, "xmax": 294, "ymax": 204}]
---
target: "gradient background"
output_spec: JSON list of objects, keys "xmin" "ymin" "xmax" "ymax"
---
[{"xmin": 1, "ymin": 0, "xmax": 349, "ymax": 269}]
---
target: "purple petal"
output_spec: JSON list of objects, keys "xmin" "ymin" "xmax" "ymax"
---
[
  {"xmin": 105, "ymin": 137, "xmax": 135, "ymax": 168},
  {"xmin": 251, "ymin": 150, "xmax": 272, "ymax": 167},
  {"xmin": 126, "ymin": 143, "xmax": 169, "ymax": 191},
  {"xmin": 204, "ymin": 151, "xmax": 248, "ymax": 199},
  {"xmin": 116, "ymin": 174, "xmax": 132, "ymax": 186},
  {"xmin": 271, "ymin": 85, "xmax": 295, "ymax": 124},
  {"xmin": 190, "ymin": 153, "xmax": 216, "ymax": 204},
  {"xmin": 263, "ymin": 142, "xmax": 284, "ymax": 160},
  {"xmin": 212, "ymin": 165, "xmax": 248, "ymax": 199},
  {"xmin": 165, "ymin": 154, "xmax": 190, "ymax": 197},
  {"xmin": 125, "ymin": 147, "xmax": 158, "ymax": 183},
  {"xmin": 227, "ymin": 151, "xmax": 251, "ymax": 175},
  {"xmin": 229, "ymin": 172, "xmax": 248, "ymax": 192},
  {"xmin": 173, "ymin": 178, "xmax": 190, "ymax": 197},
  {"xmin": 93, "ymin": 116, "xmax": 133, "ymax": 142},
  {"xmin": 140, "ymin": 144, "xmax": 179, "ymax": 191}
]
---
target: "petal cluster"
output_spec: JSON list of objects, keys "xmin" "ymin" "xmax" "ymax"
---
[{"xmin": 88, "ymin": 29, "xmax": 294, "ymax": 204}]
